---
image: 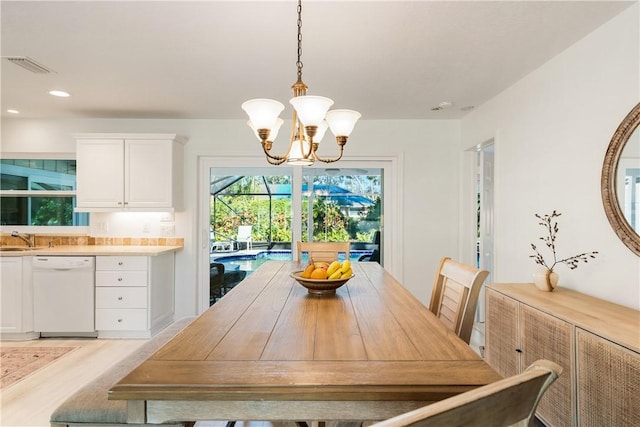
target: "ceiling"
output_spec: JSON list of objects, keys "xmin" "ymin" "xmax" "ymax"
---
[{"xmin": 1, "ymin": 0, "xmax": 635, "ymax": 121}]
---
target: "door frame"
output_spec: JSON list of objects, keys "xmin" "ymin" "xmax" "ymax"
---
[
  {"xmin": 196, "ymin": 155, "xmax": 402, "ymax": 313},
  {"xmin": 462, "ymin": 137, "xmax": 497, "ymax": 327}
]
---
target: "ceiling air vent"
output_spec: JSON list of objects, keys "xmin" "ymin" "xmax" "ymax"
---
[{"xmin": 4, "ymin": 56, "xmax": 55, "ymax": 74}]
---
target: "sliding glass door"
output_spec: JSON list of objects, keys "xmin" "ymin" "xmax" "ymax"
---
[
  {"xmin": 198, "ymin": 156, "xmax": 398, "ymax": 313},
  {"xmin": 208, "ymin": 167, "xmax": 382, "ymax": 251}
]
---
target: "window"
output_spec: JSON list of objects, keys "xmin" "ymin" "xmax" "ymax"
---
[{"xmin": 0, "ymin": 159, "xmax": 88, "ymax": 226}]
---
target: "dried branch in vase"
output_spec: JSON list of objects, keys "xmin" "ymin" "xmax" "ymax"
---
[{"xmin": 529, "ymin": 210, "xmax": 598, "ymax": 272}]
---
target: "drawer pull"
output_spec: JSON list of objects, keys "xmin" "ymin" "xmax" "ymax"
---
[
  {"xmin": 117, "ymin": 277, "xmax": 123, "ymax": 282},
  {"xmin": 118, "ymin": 296, "xmax": 123, "ymax": 300},
  {"xmin": 117, "ymin": 318, "xmax": 123, "ymax": 323},
  {"xmin": 118, "ymin": 262, "xmax": 123, "ymax": 266}
]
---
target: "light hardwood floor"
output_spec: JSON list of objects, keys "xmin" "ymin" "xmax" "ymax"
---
[
  {"xmin": 1, "ymin": 338, "xmax": 145, "ymax": 427},
  {"xmin": 0, "ymin": 337, "xmax": 275, "ymax": 427}
]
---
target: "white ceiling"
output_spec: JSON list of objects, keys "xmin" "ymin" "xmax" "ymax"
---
[{"xmin": 1, "ymin": 0, "xmax": 634, "ymax": 121}]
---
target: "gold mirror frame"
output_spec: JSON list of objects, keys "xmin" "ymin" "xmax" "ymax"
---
[{"xmin": 601, "ymin": 102, "xmax": 640, "ymax": 256}]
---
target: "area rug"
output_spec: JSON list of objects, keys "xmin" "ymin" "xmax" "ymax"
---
[{"xmin": 1, "ymin": 346, "xmax": 77, "ymax": 389}]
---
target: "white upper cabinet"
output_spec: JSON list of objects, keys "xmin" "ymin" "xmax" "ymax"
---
[{"xmin": 75, "ymin": 133, "xmax": 186, "ymax": 211}]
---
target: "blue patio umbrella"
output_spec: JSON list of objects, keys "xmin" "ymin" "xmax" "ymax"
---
[
  {"xmin": 301, "ymin": 184, "xmax": 375, "ymax": 207},
  {"xmin": 270, "ymin": 183, "xmax": 374, "ymax": 207}
]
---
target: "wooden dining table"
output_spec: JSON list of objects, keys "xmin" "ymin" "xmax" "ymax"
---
[{"xmin": 109, "ymin": 261, "xmax": 501, "ymax": 424}]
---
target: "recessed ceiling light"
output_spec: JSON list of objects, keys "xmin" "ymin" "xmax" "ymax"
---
[
  {"xmin": 49, "ymin": 90, "xmax": 70, "ymax": 97},
  {"xmin": 7, "ymin": 109, "xmax": 20, "ymax": 114}
]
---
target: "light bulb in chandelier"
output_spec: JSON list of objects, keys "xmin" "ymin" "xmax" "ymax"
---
[{"xmin": 287, "ymin": 138, "xmax": 314, "ymax": 166}]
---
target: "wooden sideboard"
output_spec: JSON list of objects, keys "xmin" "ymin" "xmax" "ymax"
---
[{"xmin": 485, "ymin": 283, "xmax": 640, "ymax": 427}]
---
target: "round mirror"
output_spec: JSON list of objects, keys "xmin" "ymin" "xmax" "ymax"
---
[{"xmin": 602, "ymin": 102, "xmax": 640, "ymax": 256}]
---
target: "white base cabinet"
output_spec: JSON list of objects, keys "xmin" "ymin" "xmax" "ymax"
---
[
  {"xmin": 95, "ymin": 253, "xmax": 174, "ymax": 338},
  {"xmin": 486, "ymin": 284, "xmax": 640, "ymax": 427},
  {"xmin": 0, "ymin": 257, "xmax": 38, "ymax": 340}
]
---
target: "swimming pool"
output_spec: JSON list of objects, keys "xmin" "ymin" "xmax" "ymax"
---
[{"xmin": 212, "ymin": 250, "xmax": 373, "ymax": 275}]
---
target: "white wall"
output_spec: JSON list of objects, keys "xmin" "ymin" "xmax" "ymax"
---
[
  {"xmin": 461, "ymin": 4, "xmax": 640, "ymax": 309},
  {"xmin": 4, "ymin": 5, "xmax": 636, "ymax": 316},
  {"xmin": 1, "ymin": 117, "xmax": 460, "ymax": 316}
]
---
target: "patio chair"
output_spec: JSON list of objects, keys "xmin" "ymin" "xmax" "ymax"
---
[
  {"xmin": 237, "ymin": 225, "xmax": 253, "ymax": 250},
  {"xmin": 210, "ymin": 229, "xmax": 233, "ymax": 252},
  {"xmin": 429, "ymin": 257, "xmax": 489, "ymax": 344},
  {"xmin": 370, "ymin": 359, "xmax": 562, "ymax": 427},
  {"xmin": 359, "ymin": 230, "xmax": 381, "ymax": 263},
  {"xmin": 296, "ymin": 241, "xmax": 350, "ymax": 263},
  {"xmin": 209, "ymin": 262, "xmax": 247, "ymax": 305}
]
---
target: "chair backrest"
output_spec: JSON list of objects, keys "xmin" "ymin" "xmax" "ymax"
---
[
  {"xmin": 296, "ymin": 241, "xmax": 350, "ymax": 263},
  {"xmin": 370, "ymin": 359, "xmax": 562, "ymax": 427},
  {"xmin": 237, "ymin": 225, "xmax": 252, "ymax": 241},
  {"xmin": 429, "ymin": 257, "xmax": 489, "ymax": 344}
]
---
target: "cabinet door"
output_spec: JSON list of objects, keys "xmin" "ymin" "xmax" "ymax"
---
[
  {"xmin": 0, "ymin": 258, "xmax": 23, "ymax": 333},
  {"xmin": 76, "ymin": 139, "xmax": 125, "ymax": 208},
  {"xmin": 521, "ymin": 305, "xmax": 574, "ymax": 427},
  {"xmin": 125, "ymin": 139, "xmax": 173, "ymax": 208},
  {"xmin": 577, "ymin": 328, "xmax": 640, "ymax": 426},
  {"xmin": 485, "ymin": 288, "xmax": 519, "ymax": 378}
]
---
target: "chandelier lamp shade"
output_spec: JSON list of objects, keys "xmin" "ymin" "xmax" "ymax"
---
[{"xmin": 241, "ymin": 0, "xmax": 361, "ymax": 166}]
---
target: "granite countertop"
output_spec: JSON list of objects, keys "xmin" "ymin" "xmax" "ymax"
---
[{"xmin": 0, "ymin": 245, "xmax": 182, "ymax": 257}]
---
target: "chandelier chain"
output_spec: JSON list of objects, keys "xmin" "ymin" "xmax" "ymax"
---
[{"xmin": 296, "ymin": 0, "xmax": 303, "ymax": 80}]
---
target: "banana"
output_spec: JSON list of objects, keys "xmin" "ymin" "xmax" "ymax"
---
[
  {"xmin": 341, "ymin": 268, "xmax": 352, "ymax": 278},
  {"xmin": 329, "ymin": 269, "xmax": 342, "ymax": 280},
  {"xmin": 340, "ymin": 260, "xmax": 351, "ymax": 273},
  {"xmin": 326, "ymin": 261, "xmax": 341, "ymax": 276}
]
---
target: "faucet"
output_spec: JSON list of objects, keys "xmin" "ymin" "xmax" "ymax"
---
[{"xmin": 11, "ymin": 231, "xmax": 36, "ymax": 247}]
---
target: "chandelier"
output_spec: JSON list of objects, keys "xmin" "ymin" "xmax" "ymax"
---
[{"xmin": 241, "ymin": 0, "xmax": 361, "ymax": 166}]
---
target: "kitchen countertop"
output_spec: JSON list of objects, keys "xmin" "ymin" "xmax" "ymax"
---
[{"xmin": 0, "ymin": 245, "xmax": 182, "ymax": 256}]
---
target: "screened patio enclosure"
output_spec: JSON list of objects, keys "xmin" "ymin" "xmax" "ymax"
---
[{"xmin": 209, "ymin": 169, "xmax": 382, "ymax": 252}]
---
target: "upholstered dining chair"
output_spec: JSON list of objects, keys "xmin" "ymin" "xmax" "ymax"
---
[
  {"xmin": 370, "ymin": 359, "xmax": 562, "ymax": 427},
  {"xmin": 296, "ymin": 241, "xmax": 350, "ymax": 263},
  {"xmin": 429, "ymin": 257, "xmax": 489, "ymax": 344}
]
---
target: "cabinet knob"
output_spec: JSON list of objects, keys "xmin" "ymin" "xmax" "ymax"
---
[
  {"xmin": 117, "ymin": 277, "xmax": 123, "ymax": 282},
  {"xmin": 118, "ymin": 296, "xmax": 123, "ymax": 300},
  {"xmin": 117, "ymin": 318, "xmax": 123, "ymax": 323},
  {"xmin": 515, "ymin": 348, "xmax": 522, "ymax": 353},
  {"xmin": 118, "ymin": 262, "xmax": 123, "ymax": 266}
]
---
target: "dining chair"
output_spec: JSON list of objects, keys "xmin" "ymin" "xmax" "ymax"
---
[
  {"xmin": 429, "ymin": 257, "xmax": 489, "ymax": 344},
  {"xmin": 369, "ymin": 359, "xmax": 562, "ymax": 427},
  {"xmin": 296, "ymin": 241, "xmax": 350, "ymax": 263}
]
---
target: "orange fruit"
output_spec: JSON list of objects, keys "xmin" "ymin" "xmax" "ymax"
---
[
  {"xmin": 310, "ymin": 268, "xmax": 328, "ymax": 280},
  {"xmin": 300, "ymin": 264, "xmax": 315, "ymax": 278}
]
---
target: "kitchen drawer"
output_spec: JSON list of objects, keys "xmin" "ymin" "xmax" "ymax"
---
[
  {"xmin": 96, "ymin": 287, "xmax": 147, "ymax": 309},
  {"xmin": 96, "ymin": 256, "xmax": 147, "ymax": 271},
  {"xmin": 96, "ymin": 308, "xmax": 147, "ymax": 331},
  {"xmin": 96, "ymin": 270, "xmax": 147, "ymax": 287}
]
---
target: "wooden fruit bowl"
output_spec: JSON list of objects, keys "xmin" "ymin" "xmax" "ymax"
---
[{"xmin": 290, "ymin": 271, "xmax": 355, "ymax": 296}]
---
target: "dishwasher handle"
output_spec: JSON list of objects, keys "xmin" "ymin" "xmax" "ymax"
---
[{"xmin": 33, "ymin": 257, "xmax": 95, "ymax": 270}]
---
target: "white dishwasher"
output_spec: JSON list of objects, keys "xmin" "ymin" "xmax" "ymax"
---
[{"xmin": 33, "ymin": 256, "xmax": 97, "ymax": 337}]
